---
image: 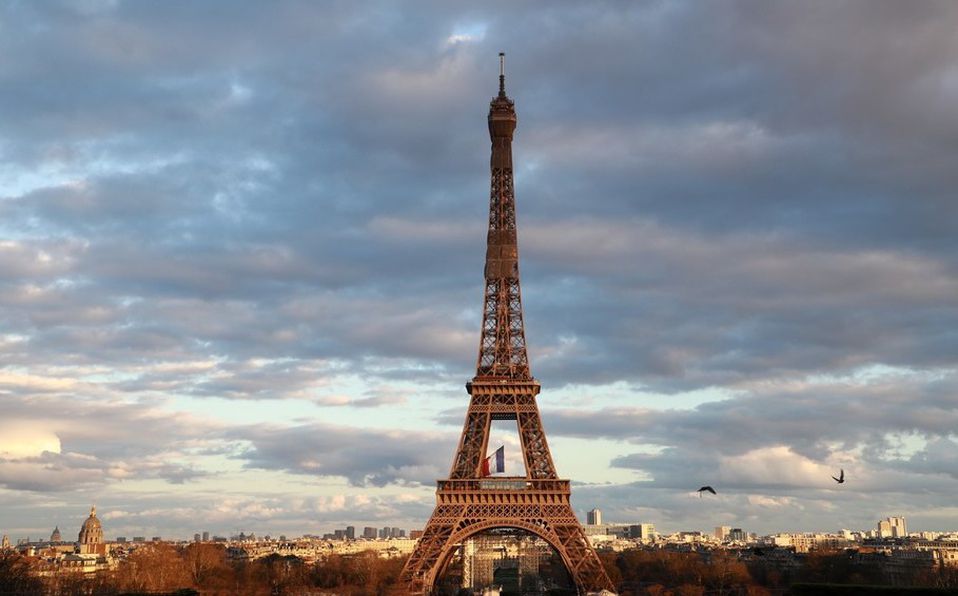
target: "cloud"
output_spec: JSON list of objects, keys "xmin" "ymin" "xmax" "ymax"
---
[
  {"xmin": 0, "ymin": 423, "xmax": 62, "ymax": 459},
  {"xmin": 547, "ymin": 368, "xmax": 958, "ymax": 531},
  {"xmin": 716, "ymin": 447, "xmax": 833, "ymax": 489},
  {"xmin": 313, "ymin": 391, "xmax": 408, "ymax": 408},
  {"xmin": 0, "ymin": 396, "xmax": 221, "ymax": 492},
  {"xmin": 232, "ymin": 423, "xmax": 456, "ymax": 487},
  {"xmin": 897, "ymin": 438, "xmax": 958, "ymax": 480},
  {"xmin": 547, "ymin": 368, "xmax": 958, "ymax": 456},
  {"xmin": 1, "ymin": 0, "xmax": 957, "ymax": 535},
  {"xmin": 0, "ymin": 489, "xmax": 435, "ymax": 539},
  {"xmin": 0, "ymin": 452, "xmax": 208, "ymax": 493}
]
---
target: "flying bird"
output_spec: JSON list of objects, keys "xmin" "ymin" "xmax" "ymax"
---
[
  {"xmin": 697, "ymin": 486, "xmax": 717, "ymax": 497},
  {"xmin": 831, "ymin": 469, "xmax": 845, "ymax": 484}
]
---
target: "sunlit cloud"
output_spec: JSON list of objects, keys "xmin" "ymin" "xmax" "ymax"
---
[{"xmin": 0, "ymin": 423, "xmax": 61, "ymax": 459}]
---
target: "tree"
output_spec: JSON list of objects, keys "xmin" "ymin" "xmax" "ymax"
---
[
  {"xmin": 181, "ymin": 542, "xmax": 228, "ymax": 587},
  {"xmin": 256, "ymin": 553, "xmax": 309, "ymax": 594},
  {"xmin": 310, "ymin": 552, "xmax": 407, "ymax": 595},
  {"xmin": 0, "ymin": 551, "xmax": 44, "ymax": 596},
  {"xmin": 597, "ymin": 550, "xmax": 623, "ymax": 589},
  {"xmin": 114, "ymin": 543, "xmax": 191, "ymax": 593}
]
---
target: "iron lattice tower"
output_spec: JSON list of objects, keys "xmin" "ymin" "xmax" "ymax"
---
[{"xmin": 400, "ymin": 55, "xmax": 615, "ymax": 595}]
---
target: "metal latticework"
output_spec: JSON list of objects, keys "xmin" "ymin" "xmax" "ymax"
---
[
  {"xmin": 400, "ymin": 57, "xmax": 614, "ymax": 595},
  {"xmin": 476, "ymin": 66, "xmax": 529, "ymax": 380}
]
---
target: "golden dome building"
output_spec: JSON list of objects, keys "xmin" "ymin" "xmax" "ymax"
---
[{"xmin": 78, "ymin": 505, "xmax": 105, "ymax": 555}]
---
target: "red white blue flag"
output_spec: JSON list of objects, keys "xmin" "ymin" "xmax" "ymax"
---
[{"xmin": 482, "ymin": 445, "xmax": 505, "ymax": 476}]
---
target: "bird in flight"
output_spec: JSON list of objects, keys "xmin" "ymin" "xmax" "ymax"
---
[
  {"xmin": 831, "ymin": 469, "xmax": 845, "ymax": 484},
  {"xmin": 697, "ymin": 486, "xmax": 717, "ymax": 497}
]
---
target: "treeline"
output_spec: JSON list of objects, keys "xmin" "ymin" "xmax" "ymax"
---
[
  {"xmin": 600, "ymin": 549, "xmax": 764, "ymax": 596},
  {"xmin": 6, "ymin": 545, "xmax": 958, "ymax": 595},
  {"xmin": 1, "ymin": 544, "xmax": 408, "ymax": 595},
  {"xmin": 599, "ymin": 548, "xmax": 958, "ymax": 595}
]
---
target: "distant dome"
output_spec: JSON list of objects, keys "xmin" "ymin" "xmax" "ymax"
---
[
  {"xmin": 50, "ymin": 526, "xmax": 61, "ymax": 542},
  {"xmin": 78, "ymin": 505, "xmax": 103, "ymax": 548}
]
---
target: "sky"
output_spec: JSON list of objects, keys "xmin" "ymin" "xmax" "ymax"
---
[{"xmin": 1, "ymin": 0, "xmax": 957, "ymax": 541}]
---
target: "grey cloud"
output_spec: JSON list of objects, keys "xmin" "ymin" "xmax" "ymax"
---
[
  {"xmin": 92, "ymin": 492, "xmax": 435, "ymax": 538},
  {"xmin": 1, "ymin": 0, "xmax": 957, "ymax": 534},
  {"xmin": 352, "ymin": 394, "xmax": 408, "ymax": 408},
  {"xmin": 0, "ymin": 239, "xmax": 80, "ymax": 280},
  {"xmin": 233, "ymin": 423, "xmax": 456, "ymax": 487},
  {"xmin": 314, "ymin": 391, "xmax": 409, "ymax": 408},
  {"xmin": 0, "ymin": 395, "xmax": 221, "ymax": 492},
  {"xmin": 519, "ymin": 220, "xmax": 958, "ymax": 388},
  {"xmin": 3, "ymin": 0, "xmax": 955, "ymax": 394},
  {"xmin": 0, "ymin": 489, "xmax": 435, "ymax": 540},
  {"xmin": 549, "ymin": 371, "xmax": 958, "ymax": 532},
  {"xmin": 543, "ymin": 370, "xmax": 958, "ymax": 457},
  {"xmin": 185, "ymin": 359, "xmax": 333, "ymax": 400},
  {"xmin": 0, "ymin": 450, "xmax": 210, "ymax": 493},
  {"xmin": 0, "ymin": 452, "xmax": 112, "ymax": 493},
  {"xmin": 897, "ymin": 438, "xmax": 958, "ymax": 480}
]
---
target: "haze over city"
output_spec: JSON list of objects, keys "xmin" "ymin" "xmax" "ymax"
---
[{"xmin": 2, "ymin": 0, "xmax": 957, "ymax": 545}]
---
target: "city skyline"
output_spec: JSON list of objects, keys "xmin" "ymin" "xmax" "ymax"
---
[
  {"xmin": 1, "ymin": 504, "xmax": 936, "ymax": 546},
  {"xmin": 2, "ymin": 1, "xmax": 958, "ymax": 540}
]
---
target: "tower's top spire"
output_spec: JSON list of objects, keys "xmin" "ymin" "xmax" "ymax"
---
[
  {"xmin": 488, "ymin": 53, "xmax": 516, "ymax": 138},
  {"xmin": 477, "ymin": 53, "xmax": 528, "ymax": 380},
  {"xmin": 498, "ymin": 52, "xmax": 506, "ymax": 97}
]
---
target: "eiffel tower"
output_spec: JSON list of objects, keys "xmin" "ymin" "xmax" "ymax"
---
[{"xmin": 400, "ymin": 54, "xmax": 615, "ymax": 595}]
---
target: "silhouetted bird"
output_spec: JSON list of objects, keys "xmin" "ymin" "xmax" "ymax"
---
[
  {"xmin": 831, "ymin": 469, "xmax": 845, "ymax": 484},
  {"xmin": 697, "ymin": 486, "xmax": 717, "ymax": 497}
]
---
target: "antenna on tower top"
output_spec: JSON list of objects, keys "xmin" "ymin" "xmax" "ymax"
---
[{"xmin": 498, "ymin": 52, "xmax": 506, "ymax": 97}]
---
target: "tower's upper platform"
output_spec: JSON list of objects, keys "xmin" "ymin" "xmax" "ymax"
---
[{"xmin": 488, "ymin": 54, "xmax": 516, "ymax": 140}]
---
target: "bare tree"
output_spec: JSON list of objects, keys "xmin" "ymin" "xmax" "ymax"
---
[{"xmin": 0, "ymin": 551, "xmax": 44, "ymax": 595}]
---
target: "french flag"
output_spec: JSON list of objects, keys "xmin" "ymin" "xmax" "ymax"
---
[{"xmin": 482, "ymin": 446, "xmax": 505, "ymax": 476}]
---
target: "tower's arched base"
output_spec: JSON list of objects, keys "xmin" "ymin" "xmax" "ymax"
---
[
  {"xmin": 436, "ymin": 527, "xmax": 575, "ymax": 595},
  {"xmin": 399, "ymin": 482, "xmax": 614, "ymax": 595}
]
